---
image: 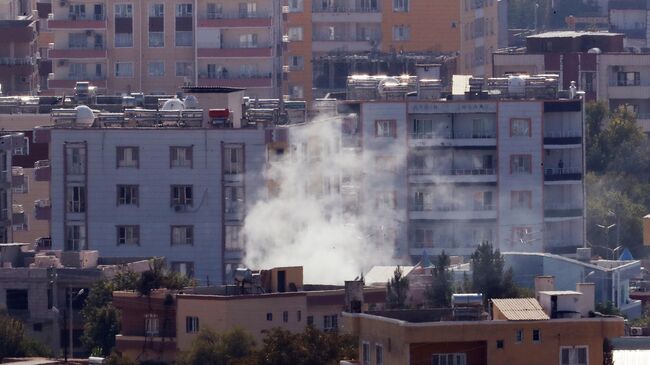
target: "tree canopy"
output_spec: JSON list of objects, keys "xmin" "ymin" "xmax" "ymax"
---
[
  {"xmin": 386, "ymin": 266, "xmax": 409, "ymax": 309},
  {"xmin": 471, "ymin": 243, "xmax": 520, "ymax": 304},
  {"xmin": 0, "ymin": 311, "xmax": 52, "ymax": 361},
  {"xmin": 425, "ymin": 251, "xmax": 452, "ymax": 308}
]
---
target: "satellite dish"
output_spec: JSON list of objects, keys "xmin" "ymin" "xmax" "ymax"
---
[{"xmin": 74, "ymin": 105, "xmax": 95, "ymax": 126}]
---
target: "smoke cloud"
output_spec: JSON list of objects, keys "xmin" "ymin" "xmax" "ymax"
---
[{"xmin": 243, "ymin": 114, "xmax": 407, "ymax": 284}]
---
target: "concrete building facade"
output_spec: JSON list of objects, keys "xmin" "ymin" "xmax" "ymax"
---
[{"xmin": 0, "ymin": 0, "xmax": 39, "ymax": 95}]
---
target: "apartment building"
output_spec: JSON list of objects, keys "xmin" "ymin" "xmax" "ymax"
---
[
  {"xmin": 46, "ymin": 0, "xmax": 282, "ymax": 97},
  {"xmin": 343, "ymin": 297, "xmax": 624, "ymax": 365},
  {"xmin": 0, "ymin": 132, "xmax": 30, "ymax": 244},
  {"xmin": 0, "ymin": 0, "xmax": 39, "ymax": 95},
  {"xmin": 609, "ymin": 0, "xmax": 650, "ymax": 48},
  {"xmin": 284, "ymin": 0, "xmax": 497, "ymax": 101},
  {"xmin": 493, "ymin": 31, "xmax": 650, "ymax": 132},
  {"xmin": 323, "ymin": 73, "xmax": 585, "ymax": 260},
  {"xmin": 113, "ymin": 266, "xmax": 386, "ymax": 362},
  {"xmin": 36, "ymin": 87, "xmax": 268, "ymax": 284}
]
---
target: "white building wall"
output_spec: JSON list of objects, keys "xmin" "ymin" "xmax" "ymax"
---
[
  {"xmin": 50, "ymin": 128, "xmax": 266, "ymax": 284},
  {"xmin": 497, "ymin": 101, "xmax": 545, "ymax": 253}
]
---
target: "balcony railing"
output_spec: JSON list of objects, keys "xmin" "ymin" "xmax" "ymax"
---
[
  {"xmin": 0, "ymin": 57, "xmax": 36, "ymax": 66},
  {"xmin": 409, "ymin": 131, "xmax": 496, "ymax": 139},
  {"xmin": 544, "ymin": 166, "xmax": 582, "ymax": 181},
  {"xmin": 312, "ymin": 5, "xmax": 380, "ymax": 12},
  {"xmin": 55, "ymin": 13, "xmax": 106, "ymax": 21},
  {"xmin": 205, "ymin": 10, "xmax": 271, "ymax": 19},
  {"xmin": 199, "ymin": 72, "xmax": 271, "ymax": 79},
  {"xmin": 411, "ymin": 202, "xmax": 495, "ymax": 212},
  {"xmin": 313, "ymin": 34, "xmax": 380, "ymax": 42},
  {"xmin": 409, "ymin": 167, "xmax": 496, "ymax": 176},
  {"xmin": 543, "ymin": 130, "xmax": 582, "ymax": 145},
  {"xmin": 544, "ymin": 203, "xmax": 583, "ymax": 218}
]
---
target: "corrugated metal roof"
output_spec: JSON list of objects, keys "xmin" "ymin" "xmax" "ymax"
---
[{"xmin": 491, "ymin": 298, "xmax": 550, "ymax": 321}]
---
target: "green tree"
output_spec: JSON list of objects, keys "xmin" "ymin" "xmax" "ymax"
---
[
  {"xmin": 177, "ymin": 327, "xmax": 256, "ymax": 365},
  {"xmin": 0, "ymin": 311, "xmax": 51, "ymax": 361},
  {"xmin": 471, "ymin": 243, "xmax": 519, "ymax": 304},
  {"xmin": 81, "ymin": 279, "xmax": 121, "ymax": 356},
  {"xmin": 425, "ymin": 251, "xmax": 452, "ymax": 308},
  {"xmin": 386, "ymin": 266, "xmax": 409, "ymax": 309}
]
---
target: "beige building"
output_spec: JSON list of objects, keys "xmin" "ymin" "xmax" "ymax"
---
[
  {"xmin": 0, "ymin": 0, "xmax": 39, "ymax": 95},
  {"xmin": 46, "ymin": 0, "xmax": 282, "ymax": 98}
]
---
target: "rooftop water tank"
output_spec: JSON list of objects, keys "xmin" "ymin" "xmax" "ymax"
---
[
  {"xmin": 508, "ymin": 75, "xmax": 527, "ymax": 96},
  {"xmin": 74, "ymin": 105, "xmax": 95, "ymax": 126},
  {"xmin": 162, "ymin": 97, "xmax": 185, "ymax": 111},
  {"xmin": 184, "ymin": 95, "xmax": 199, "ymax": 109}
]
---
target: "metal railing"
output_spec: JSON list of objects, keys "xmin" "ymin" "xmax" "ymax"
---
[
  {"xmin": 409, "ymin": 167, "xmax": 496, "ymax": 176},
  {"xmin": 543, "ymin": 130, "xmax": 581, "ymax": 138},
  {"xmin": 544, "ymin": 167, "xmax": 581, "ymax": 175},
  {"xmin": 34, "ymin": 160, "xmax": 50, "ymax": 168},
  {"xmin": 411, "ymin": 202, "xmax": 495, "ymax": 212},
  {"xmin": 312, "ymin": 34, "xmax": 380, "ymax": 42},
  {"xmin": 198, "ymin": 72, "xmax": 271, "ymax": 79},
  {"xmin": 312, "ymin": 5, "xmax": 380, "ymax": 12},
  {"xmin": 218, "ymin": 41, "xmax": 272, "ymax": 49},
  {"xmin": 0, "ymin": 57, "xmax": 35, "ymax": 66},
  {"xmin": 409, "ymin": 131, "xmax": 496, "ymax": 139},
  {"xmin": 205, "ymin": 10, "xmax": 271, "ymax": 19}
]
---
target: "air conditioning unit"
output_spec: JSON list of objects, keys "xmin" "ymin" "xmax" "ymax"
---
[
  {"xmin": 174, "ymin": 205, "xmax": 186, "ymax": 212},
  {"xmin": 630, "ymin": 327, "xmax": 643, "ymax": 336}
]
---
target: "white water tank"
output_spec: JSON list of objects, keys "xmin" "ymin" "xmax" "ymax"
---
[
  {"xmin": 508, "ymin": 75, "xmax": 526, "ymax": 96},
  {"xmin": 74, "ymin": 105, "xmax": 95, "ymax": 127},
  {"xmin": 184, "ymin": 95, "xmax": 199, "ymax": 109},
  {"xmin": 162, "ymin": 97, "xmax": 185, "ymax": 111}
]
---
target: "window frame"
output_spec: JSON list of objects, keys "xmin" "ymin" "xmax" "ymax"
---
[
  {"xmin": 115, "ymin": 62, "xmax": 134, "ymax": 77},
  {"xmin": 185, "ymin": 316, "xmax": 199, "ymax": 333},
  {"xmin": 532, "ymin": 329, "xmax": 541, "ymax": 343},
  {"xmin": 224, "ymin": 145, "xmax": 244, "ymax": 175},
  {"xmin": 510, "ymin": 154, "xmax": 532, "ymax": 174},
  {"xmin": 66, "ymin": 185, "xmax": 86, "ymax": 213},
  {"xmin": 375, "ymin": 119, "xmax": 397, "ymax": 138},
  {"xmin": 171, "ymin": 185, "xmax": 194, "ymax": 207},
  {"xmin": 171, "ymin": 225, "xmax": 194, "ymax": 245},
  {"xmin": 116, "ymin": 146, "xmax": 139, "ymax": 168},
  {"xmin": 511, "ymin": 190, "xmax": 532, "ymax": 209},
  {"xmin": 510, "ymin": 118, "xmax": 532, "ymax": 137},
  {"xmin": 116, "ymin": 225, "xmax": 140, "ymax": 245},
  {"xmin": 117, "ymin": 184, "xmax": 139, "ymax": 206},
  {"xmin": 170, "ymin": 146, "xmax": 193, "ymax": 168}
]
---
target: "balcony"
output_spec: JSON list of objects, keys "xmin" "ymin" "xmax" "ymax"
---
[
  {"xmin": 607, "ymin": 85, "xmax": 650, "ymax": 99},
  {"xmin": 544, "ymin": 203, "xmax": 583, "ymax": 221},
  {"xmin": 409, "ymin": 247, "xmax": 479, "ymax": 257},
  {"xmin": 543, "ymin": 130, "xmax": 582, "ymax": 146},
  {"xmin": 198, "ymin": 11, "xmax": 272, "ymax": 27},
  {"xmin": 544, "ymin": 167, "xmax": 582, "ymax": 183},
  {"xmin": 410, "ymin": 203, "xmax": 497, "ymax": 220},
  {"xmin": 48, "ymin": 13, "xmax": 106, "ymax": 29},
  {"xmin": 12, "ymin": 204, "xmax": 25, "ymax": 226},
  {"xmin": 409, "ymin": 131, "xmax": 497, "ymax": 148},
  {"xmin": 224, "ymin": 205, "xmax": 245, "ymax": 221},
  {"xmin": 409, "ymin": 168, "xmax": 497, "ymax": 184},
  {"xmin": 48, "ymin": 48, "xmax": 107, "ymax": 59},
  {"xmin": 34, "ymin": 199, "xmax": 51, "ymax": 220},
  {"xmin": 312, "ymin": 6, "xmax": 381, "ymax": 22},
  {"xmin": 197, "ymin": 73, "xmax": 272, "ymax": 88},
  {"xmin": 11, "ymin": 167, "xmax": 25, "ymax": 189},
  {"xmin": 34, "ymin": 160, "xmax": 50, "ymax": 181},
  {"xmin": 224, "ymin": 248, "xmax": 245, "ymax": 261},
  {"xmin": 197, "ymin": 46, "xmax": 272, "ymax": 58},
  {"xmin": 312, "ymin": 35, "xmax": 377, "ymax": 52}
]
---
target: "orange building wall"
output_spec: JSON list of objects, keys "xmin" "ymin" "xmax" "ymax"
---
[
  {"xmin": 284, "ymin": 0, "xmax": 313, "ymax": 101},
  {"xmin": 380, "ymin": 0, "xmax": 461, "ymax": 54}
]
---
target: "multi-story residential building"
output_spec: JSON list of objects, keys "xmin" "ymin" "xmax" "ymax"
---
[
  {"xmin": 0, "ymin": 0, "xmax": 39, "ymax": 95},
  {"xmin": 342, "ymin": 294, "xmax": 624, "ymax": 364},
  {"xmin": 609, "ymin": 0, "xmax": 650, "ymax": 48},
  {"xmin": 36, "ymin": 87, "xmax": 270, "ymax": 284},
  {"xmin": 0, "ymin": 132, "xmax": 30, "ymax": 243},
  {"xmin": 284, "ymin": 0, "xmax": 498, "ymax": 101},
  {"xmin": 113, "ymin": 266, "xmax": 385, "ymax": 362},
  {"xmin": 46, "ymin": 0, "xmax": 282, "ymax": 98},
  {"xmin": 493, "ymin": 31, "xmax": 650, "ymax": 132},
  {"xmin": 321, "ymin": 72, "xmax": 585, "ymax": 260},
  {"xmin": 36, "ymin": 1, "xmax": 55, "ymax": 94}
]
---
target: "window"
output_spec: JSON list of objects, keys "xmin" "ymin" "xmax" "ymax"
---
[
  {"xmin": 175, "ymin": 62, "xmax": 193, "ymax": 76},
  {"xmin": 288, "ymin": 27, "xmax": 303, "ymax": 41},
  {"xmin": 392, "ymin": 25, "xmax": 410, "ymax": 41},
  {"xmin": 510, "ymin": 155, "xmax": 531, "ymax": 174},
  {"xmin": 225, "ymin": 225, "xmax": 244, "ymax": 250},
  {"xmin": 68, "ymin": 33, "xmax": 88, "ymax": 49},
  {"xmin": 225, "ymin": 186, "xmax": 244, "ymax": 215},
  {"xmin": 171, "ymin": 262, "xmax": 194, "ymax": 277},
  {"xmin": 66, "ymin": 186, "xmax": 86, "ymax": 213},
  {"xmin": 185, "ymin": 316, "xmax": 199, "ymax": 333},
  {"xmin": 496, "ymin": 340, "xmax": 504, "ymax": 349},
  {"xmin": 323, "ymin": 314, "xmax": 338, "ymax": 331},
  {"xmin": 532, "ymin": 329, "xmax": 541, "ymax": 343},
  {"xmin": 239, "ymin": 2, "xmax": 257, "ymax": 17},
  {"xmin": 511, "ymin": 191, "xmax": 532, "ymax": 209},
  {"xmin": 224, "ymin": 145, "xmax": 244, "ymax": 174},
  {"xmin": 207, "ymin": 3, "xmax": 223, "ymax": 18},
  {"xmin": 148, "ymin": 61, "xmax": 164, "ymax": 76},
  {"xmin": 149, "ymin": 3, "xmax": 164, "ymax": 16},
  {"xmin": 266, "ymin": 313, "xmax": 273, "ymax": 321},
  {"xmin": 362, "ymin": 342, "xmax": 370, "ymax": 365},
  {"xmin": 290, "ymin": 85, "xmax": 304, "ymax": 99},
  {"xmin": 393, "ymin": 0, "xmax": 408, "ymax": 11},
  {"xmin": 375, "ymin": 345, "xmax": 383, "ymax": 365},
  {"xmin": 297, "ymin": 310, "xmax": 302, "ymax": 321},
  {"xmin": 515, "ymin": 329, "xmax": 523, "ymax": 343},
  {"xmin": 413, "ymin": 227, "xmax": 434, "ymax": 247},
  {"xmin": 171, "ymin": 225, "xmax": 193, "ymax": 245},
  {"xmin": 68, "ymin": 63, "xmax": 86, "ymax": 78},
  {"xmin": 33, "ymin": 323, "xmax": 43, "ymax": 332},
  {"xmin": 170, "ymin": 146, "xmax": 193, "ymax": 167},
  {"xmin": 239, "ymin": 33, "xmax": 258, "ymax": 48},
  {"xmin": 149, "ymin": 32, "xmax": 164, "ymax": 47},
  {"xmin": 582, "ymin": 72, "xmax": 595, "ymax": 93},
  {"xmin": 307, "ymin": 315, "xmax": 314, "ymax": 325},
  {"xmin": 561, "ymin": 346, "xmax": 588, "ymax": 365},
  {"xmin": 66, "ymin": 146, "xmax": 85, "ymax": 174},
  {"xmin": 617, "ymin": 71, "xmax": 640, "ymax": 86},
  {"xmin": 115, "ymin": 33, "xmax": 133, "ymax": 47},
  {"xmin": 283, "ymin": 311, "xmax": 289, "ymax": 323},
  {"xmin": 289, "ymin": 56, "xmax": 304, "ymax": 70},
  {"xmin": 117, "ymin": 185, "xmax": 138, "ymax": 206},
  {"xmin": 289, "ymin": 0, "xmax": 303, "ymax": 11},
  {"xmin": 145, "ymin": 314, "xmax": 159, "ymax": 336},
  {"xmin": 69, "ymin": 4, "xmax": 86, "ymax": 18},
  {"xmin": 115, "ymin": 62, "xmax": 134, "ymax": 77},
  {"xmin": 176, "ymin": 3, "xmax": 193, "ymax": 16},
  {"xmin": 510, "ymin": 118, "xmax": 531, "ymax": 137},
  {"xmin": 171, "ymin": 185, "xmax": 193, "ymax": 206},
  {"xmin": 115, "ymin": 4, "xmax": 133, "ymax": 17},
  {"xmin": 65, "ymin": 225, "xmax": 86, "ymax": 251},
  {"xmin": 117, "ymin": 225, "xmax": 139, "ymax": 245},
  {"xmin": 116, "ymin": 146, "xmax": 139, "ymax": 168},
  {"xmin": 375, "ymin": 120, "xmax": 396, "ymax": 138},
  {"xmin": 432, "ymin": 353, "xmax": 467, "ymax": 365},
  {"xmin": 6, "ymin": 289, "xmax": 28, "ymax": 311},
  {"xmin": 176, "ymin": 31, "xmax": 193, "ymax": 47}
]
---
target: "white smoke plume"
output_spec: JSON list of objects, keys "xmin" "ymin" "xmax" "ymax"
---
[{"xmin": 243, "ymin": 114, "xmax": 407, "ymax": 284}]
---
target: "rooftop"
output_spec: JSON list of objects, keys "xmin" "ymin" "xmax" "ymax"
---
[
  {"xmin": 527, "ymin": 31, "xmax": 624, "ymax": 39},
  {"xmin": 492, "ymin": 298, "xmax": 550, "ymax": 321}
]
